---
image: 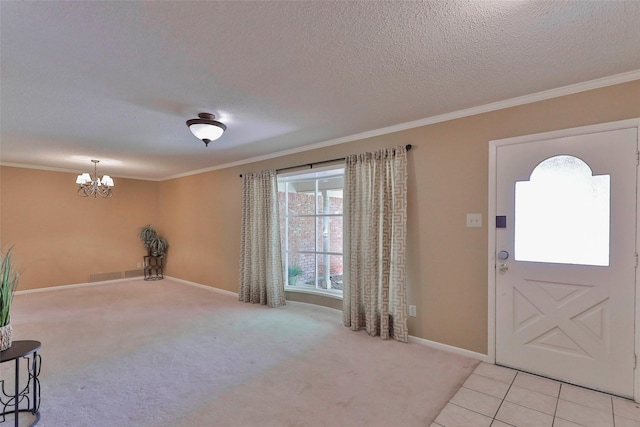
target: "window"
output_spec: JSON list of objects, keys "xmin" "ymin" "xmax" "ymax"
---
[
  {"xmin": 278, "ymin": 167, "xmax": 344, "ymax": 296},
  {"xmin": 514, "ymin": 155, "xmax": 610, "ymax": 266}
]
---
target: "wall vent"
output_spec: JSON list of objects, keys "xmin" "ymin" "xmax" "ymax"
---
[
  {"xmin": 124, "ymin": 269, "xmax": 144, "ymax": 278},
  {"xmin": 89, "ymin": 272, "xmax": 123, "ymax": 282}
]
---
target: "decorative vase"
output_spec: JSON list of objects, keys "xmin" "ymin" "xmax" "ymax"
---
[{"xmin": 0, "ymin": 323, "xmax": 12, "ymax": 351}]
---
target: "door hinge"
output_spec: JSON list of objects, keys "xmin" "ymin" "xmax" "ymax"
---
[
  {"xmin": 636, "ymin": 151, "xmax": 640, "ymax": 166},
  {"xmin": 634, "ymin": 354, "xmax": 637, "ymax": 369},
  {"xmin": 635, "ymin": 253, "xmax": 639, "ymax": 268}
]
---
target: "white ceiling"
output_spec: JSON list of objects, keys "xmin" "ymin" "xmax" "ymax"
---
[{"xmin": 2, "ymin": 1, "xmax": 640, "ymax": 181}]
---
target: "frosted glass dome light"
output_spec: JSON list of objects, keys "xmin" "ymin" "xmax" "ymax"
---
[{"xmin": 186, "ymin": 112, "xmax": 227, "ymax": 147}]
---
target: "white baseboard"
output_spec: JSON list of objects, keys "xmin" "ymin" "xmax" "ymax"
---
[
  {"xmin": 408, "ymin": 335, "xmax": 491, "ymax": 363},
  {"xmin": 164, "ymin": 276, "xmax": 239, "ymax": 297},
  {"xmin": 14, "ymin": 277, "xmax": 142, "ymax": 295},
  {"xmin": 14, "ymin": 276, "xmax": 239, "ymax": 297}
]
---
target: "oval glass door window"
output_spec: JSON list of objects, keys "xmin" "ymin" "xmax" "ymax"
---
[{"xmin": 514, "ymin": 155, "xmax": 610, "ymax": 266}]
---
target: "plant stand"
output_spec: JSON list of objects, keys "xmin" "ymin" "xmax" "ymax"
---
[
  {"xmin": 0, "ymin": 340, "xmax": 41, "ymax": 427},
  {"xmin": 144, "ymin": 256, "xmax": 164, "ymax": 281}
]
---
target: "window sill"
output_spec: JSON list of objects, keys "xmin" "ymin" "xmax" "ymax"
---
[{"xmin": 284, "ymin": 286, "xmax": 343, "ymax": 300}]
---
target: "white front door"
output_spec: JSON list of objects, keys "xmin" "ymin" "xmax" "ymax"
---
[{"xmin": 493, "ymin": 123, "xmax": 638, "ymax": 398}]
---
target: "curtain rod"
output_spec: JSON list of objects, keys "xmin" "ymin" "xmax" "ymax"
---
[{"xmin": 239, "ymin": 144, "xmax": 412, "ymax": 178}]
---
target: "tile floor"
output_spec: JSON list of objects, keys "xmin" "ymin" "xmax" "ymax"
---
[{"xmin": 432, "ymin": 362, "xmax": 640, "ymax": 427}]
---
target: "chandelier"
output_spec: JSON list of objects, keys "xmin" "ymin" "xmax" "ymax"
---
[{"xmin": 75, "ymin": 160, "xmax": 115, "ymax": 198}]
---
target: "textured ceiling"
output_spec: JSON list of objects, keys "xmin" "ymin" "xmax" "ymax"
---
[{"xmin": 2, "ymin": 1, "xmax": 640, "ymax": 180}]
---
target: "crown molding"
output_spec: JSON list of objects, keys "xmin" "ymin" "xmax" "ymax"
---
[{"xmin": 164, "ymin": 70, "xmax": 640, "ymax": 181}]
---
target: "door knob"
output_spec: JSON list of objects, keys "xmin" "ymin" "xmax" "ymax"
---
[
  {"xmin": 498, "ymin": 250, "xmax": 509, "ymax": 260},
  {"xmin": 499, "ymin": 263, "xmax": 509, "ymax": 272}
]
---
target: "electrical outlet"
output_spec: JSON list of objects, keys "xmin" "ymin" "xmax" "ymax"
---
[
  {"xmin": 137, "ymin": 262, "xmax": 141, "ymax": 268},
  {"xmin": 409, "ymin": 305, "xmax": 417, "ymax": 317},
  {"xmin": 466, "ymin": 213, "xmax": 482, "ymax": 228}
]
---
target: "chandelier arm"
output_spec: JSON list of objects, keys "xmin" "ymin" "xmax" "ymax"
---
[{"xmin": 97, "ymin": 187, "xmax": 108, "ymax": 197}]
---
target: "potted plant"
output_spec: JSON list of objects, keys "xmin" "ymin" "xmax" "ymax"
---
[
  {"xmin": 0, "ymin": 247, "xmax": 20, "ymax": 351},
  {"xmin": 288, "ymin": 265, "xmax": 303, "ymax": 286},
  {"xmin": 139, "ymin": 225, "xmax": 168, "ymax": 257}
]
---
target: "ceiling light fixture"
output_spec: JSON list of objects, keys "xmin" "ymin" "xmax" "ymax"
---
[
  {"xmin": 186, "ymin": 112, "xmax": 227, "ymax": 147},
  {"xmin": 76, "ymin": 160, "xmax": 114, "ymax": 198}
]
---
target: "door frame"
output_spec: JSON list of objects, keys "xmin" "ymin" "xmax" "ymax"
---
[{"xmin": 487, "ymin": 118, "xmax": 640, "ymax": 400}]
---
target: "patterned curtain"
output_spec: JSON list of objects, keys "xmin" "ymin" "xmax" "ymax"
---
[
  {"xmin": 239, "ymin": 169, "xmax": 286, "ymax": 307},
  {"xmin": 343, "ymin": 145, "xmax": 408, "ymax": 342}
]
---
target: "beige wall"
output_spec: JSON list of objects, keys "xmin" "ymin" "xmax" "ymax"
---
[
  {"xmin": 2, "ymin": 80, "xmax": 638, "ymax": 354},
  {"xmin": 0, "ymin": 166, "xmax": 160, "ymax": 289},
  {"xmin": 158, "ymin": 166, "xmax": 243, "ymax": 289},
  {"xmin": 159, "ymin": 80, "xmax": 640, "ymax": 354}
]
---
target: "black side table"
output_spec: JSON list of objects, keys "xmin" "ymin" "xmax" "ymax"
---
[
  {"xmin": 0, "ymin": 340, "xmax": 41, "ymax": 427},
  {"xmin": 144, "ymin": 256, "xmax": 164, "ymax": 280}
]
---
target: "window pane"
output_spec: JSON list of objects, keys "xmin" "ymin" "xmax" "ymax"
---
[
  {"xmin": 317, "ymin": 177, "xmax": 344, "ymax": 214},
  {"xmin": 288, "ymin": 217, "xmax": 315, "ymax": 252},
  {"xmin": 287, "ymin": 181, "xmax": 315, "ymax": 215},
  {"xmin": 299, "ymin": 252, "xmax": 316, "ymax": 287},
  {"xmin": 317, "ymin": 216, "xmax": 343, "ymax": 253},
  {"xmin": 287, "ymin": 252, "xmax": 302, "ymax": 287},
  {"xmin": 328, "ymin": 255, "xmax": 343, "ymax": 290},
  {"xmin": 287, "ymin": 252, "xmax": 315, "ymax": 288},
  {"xmin": 316, "ymin": 254, "xmax": 329, "ymax": 289},
  {"xmin": 316, "ymin": 254, "xmax": 343, "ymax": 290},
  {"xmin": 514, "ymin": 155, "xmax": 610, "ymax": 266}
]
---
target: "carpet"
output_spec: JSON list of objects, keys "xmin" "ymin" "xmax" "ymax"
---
[{"xmin": 3, "ymin": 278, "xmax": 478, "ymax": 426}]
